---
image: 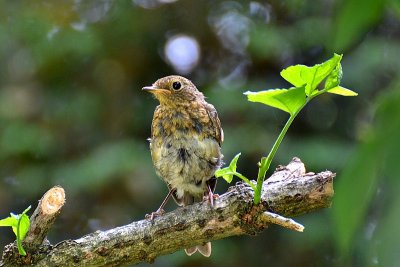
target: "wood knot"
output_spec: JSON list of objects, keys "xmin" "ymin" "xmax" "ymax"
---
[
  {"xmin": 197, "ymin": 219, "xmax": 207, "ymax": 228},
  {"xmin": 142, "ymin": 234, "xmax": 153, "ymax": 245},
  {"xmin": 95, "ymin": 246, "xmax": 109, "ymax": 256}
]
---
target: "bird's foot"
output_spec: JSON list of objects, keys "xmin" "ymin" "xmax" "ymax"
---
[
  {"xmin": 145, "ymin": 208, "xmax": 165, "ymax": 221},
  {"xmin": 203, "ymin": 192, "xmax": 219, "ymax": 207}
]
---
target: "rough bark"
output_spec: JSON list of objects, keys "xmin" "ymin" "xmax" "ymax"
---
[{"xmin": 1, "ymin": 158, "xmax": 335, "ymax": 266}]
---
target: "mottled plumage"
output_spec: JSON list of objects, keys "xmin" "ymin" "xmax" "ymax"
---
[{"xmin": 143, "ymin": 75, "xmax": 223, "ymax": 257}]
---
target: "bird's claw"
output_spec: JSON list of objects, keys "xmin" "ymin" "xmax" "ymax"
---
[
  {"xmin": 145, "ymin": 209, "xmax": 165, "ymax": 221},
  {"xmin": 203, "ymin": 192, "xmax": 219, "ymax": 207}
]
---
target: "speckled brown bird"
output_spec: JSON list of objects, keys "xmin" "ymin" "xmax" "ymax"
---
[{"xmin": 143, "ymin": 75, "xmax": 223, "ymax": 257}]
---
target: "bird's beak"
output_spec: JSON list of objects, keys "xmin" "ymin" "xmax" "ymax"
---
[
  {"xmin": 142, "ymin": 86, "xmax": 170, "ymax": 94},
  {"xmin": 142, "ymin": 86, "xmax": 156, "ymax": 91}
]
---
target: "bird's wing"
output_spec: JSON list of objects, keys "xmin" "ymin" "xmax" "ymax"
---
[
  {"xmin": 205, "ymin": 103, "xmax": 224, "ymax": 146},
  {"xmin": 151, "ymin": 105, "xmax": 162, "ymax": 138}
]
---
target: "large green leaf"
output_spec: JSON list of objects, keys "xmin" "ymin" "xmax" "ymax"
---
[
  {"xmin": 279, "ymin": 64, "xmax": 308, "ymax": 87},
  {"xmin": 244, "ymin": 86, "xmax": 306, "ymax": 115},
  {"xmin": 281, "ymin": 54, "xmax": 343, "ymax": 96}
]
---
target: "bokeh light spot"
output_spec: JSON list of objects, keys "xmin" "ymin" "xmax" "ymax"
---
[{"xmin": 164, "ymin": 34, "xmax": 200, "ymax": 74}]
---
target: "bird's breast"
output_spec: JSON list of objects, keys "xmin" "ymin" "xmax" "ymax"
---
[
  {"xmin": 149, "ymin": 105, "xmax": 222, "ymax": 196},
  {"xmin": 150, "ymin": 134, "xmax": 221, "ymax": 197},
  {"xmin": 152, "ymin": 105, "xmax": 213, "ymax": 139}
]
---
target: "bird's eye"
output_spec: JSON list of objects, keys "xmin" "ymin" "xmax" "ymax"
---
[{"xmin": 172, "ymin": 81, "xmax": 181, "ymax": 90}]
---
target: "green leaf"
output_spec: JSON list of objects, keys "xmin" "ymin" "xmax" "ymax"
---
[
  {"xmin": 0, "ymin": 206, "xmax": 31, "ymax": 256},
  {"xmin": 18, "ymin": 214, "xmax": 30, "ymax": 240},
  {"xmin": 16, "ymin": 213, "xmax": 30, "ymax": 256},
  {"xmin": 325, "ymin": 63, "xmax": 343, "ymax": 90},
  {"xmin": 0, "ymin": 216, "xmax": 17, "ymax": 227},
  {"xmin": 279, "ymin": 64, "xmax": 308, "ymax": 87},
  {"xmin": 10, "ymin": 218, "xmax": 19, "ymax": 237},
  {"xmin": 327, "ymin": 86, "xmax": 358, "ymax": 96},
  {"xmin": 281, "ymin": 54, "xmax": 343, "ymax": 96},
  {"xmin": 244, "ymin": 86, "xmax": 306, "ymax": 115},
  {"xmin": 18, "ymin": 205, "xmax": 31, "ymax": 240},
  {"xmin": 306, "ymin": 54, "xmax": 342, "ymax": 93},
  {"xmin": 215, "ymin": 153, "xmax": 241, "ymax": 183}
]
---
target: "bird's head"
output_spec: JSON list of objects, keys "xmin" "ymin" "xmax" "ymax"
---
[{"xmin": 142, "ymin": 75, "xmax": 204, "ymax": 106}]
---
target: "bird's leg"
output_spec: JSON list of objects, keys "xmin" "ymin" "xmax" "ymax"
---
[
  {"xmin": 146, "ymin": 188, "xmax": 175, "ymax": 220},
  {"xmin": 204, "ymin": 180, "xmax": 219, "ymax": 207}
]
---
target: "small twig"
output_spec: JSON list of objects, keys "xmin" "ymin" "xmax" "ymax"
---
[{"xmin": 257, "ymin": 211, "xmax": 304, "ymax": 232}]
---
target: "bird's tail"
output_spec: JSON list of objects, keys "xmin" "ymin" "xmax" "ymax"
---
[
  {"xmin": 185, "ymin": 242, "xmax": 212, "ymax": 257},
  {"xmin": 181, "ymin": 192, "xmax": 212, "ymax": 257}
]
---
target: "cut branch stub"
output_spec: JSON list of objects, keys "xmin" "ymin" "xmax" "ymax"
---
[{"xmin": 24, "ymin": 186, "xmax": 66, "ymax": 249}]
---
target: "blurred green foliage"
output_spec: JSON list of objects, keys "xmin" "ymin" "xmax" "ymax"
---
[
  {"xmin": 0, "ymin": 0, "xmax": 399, "ymax": 266},
  {"xmin": 333, "ymin": 80, "xmax": 400, "ymax": 266},
  {"xmin": 333, "ymin": 0, "xmax": 386, "ymax": 51}
]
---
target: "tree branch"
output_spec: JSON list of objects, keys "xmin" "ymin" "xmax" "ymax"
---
[{"xmin": 1, "ymin": 158, "xmax": 335, "ymax": 266}]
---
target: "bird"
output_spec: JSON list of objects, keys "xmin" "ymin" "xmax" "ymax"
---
[{"xmin": 143, "ymin": 75, "xmax": 223, "ymax": 257}]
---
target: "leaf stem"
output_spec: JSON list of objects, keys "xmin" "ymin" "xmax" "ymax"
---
[
  {"xmin": 235, "ymin": 172, "xmax": 256, "ymax": 190},
  {"xmin": 253, "ymin": 100, "xmax": 308, "ymax": 204}
]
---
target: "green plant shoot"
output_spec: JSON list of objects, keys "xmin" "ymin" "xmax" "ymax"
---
[
  {"xmin": 215, "ymin": 53, "xmax": 357, "ymax": 204},
  {"xmin": 215, "ymin": 153, "xmax": 256, "ymax": 190},
  {"xmin": 0, "ymin": 206, "xmax": 32, "ymax": 256}
]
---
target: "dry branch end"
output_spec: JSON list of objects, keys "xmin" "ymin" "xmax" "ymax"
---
[{"xmin": 24, "ymin": 186, "xmax": 65, "ymax": 248}]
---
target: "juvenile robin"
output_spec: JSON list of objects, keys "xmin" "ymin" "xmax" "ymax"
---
[{"xmin": 143, "ymin": 75, "xmax": 223, "ymax": 257}]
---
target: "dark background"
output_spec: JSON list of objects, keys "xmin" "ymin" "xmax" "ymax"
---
[{"xmin": 1, "ymin": 1, "xmax": 399, "ymax": 266}]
